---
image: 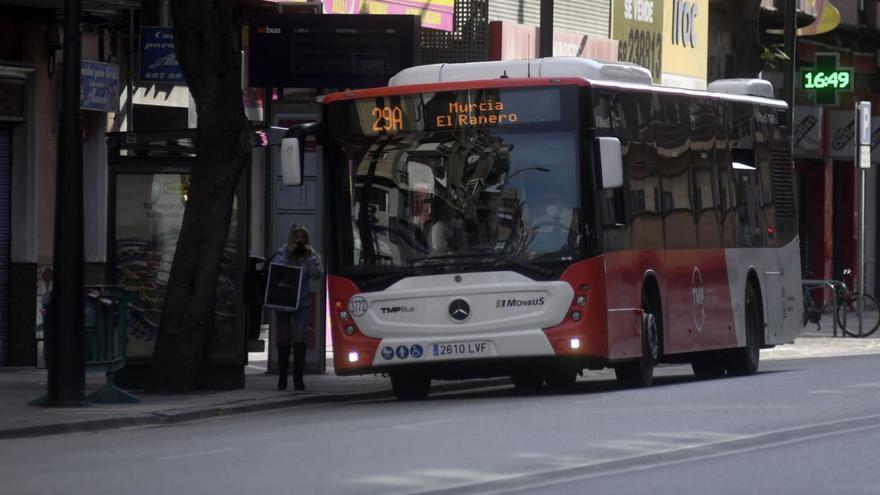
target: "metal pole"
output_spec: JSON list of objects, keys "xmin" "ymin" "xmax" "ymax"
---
[
  {"xmin": 856, "ymin": 101, "xmax": 872, "ymax": 336},
  {"xmin": 540, "ymin": 0, "xmax": 553, "ymax": 58},
  {"xmin": 859, "ymin": 166, "xmax": 865, "ymax": 336},
  {"xmin": 782, "ymin": 0, "xmax": 796, "ymax": 128},
  {"xmin": 47, "ymin": 0, "xmax": 86, "ymax": 406},
  {"xmin": 127, "ymin": 8, "xmax": 135, "ymax": 130},
  {"xmin": 159, "ymin": 0, "xmax": 172, "ymax": 27}
]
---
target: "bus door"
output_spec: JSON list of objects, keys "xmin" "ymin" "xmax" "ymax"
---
[
  {"xmin": 692, "ymin": 139, "xmax": 733, "ymax": 348},
  {"xmin": 732, "ymin": 146, "xmax": 783, "ymax": 340}
]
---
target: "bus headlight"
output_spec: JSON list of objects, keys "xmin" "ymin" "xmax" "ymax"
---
[
  {"xmin": 348, "ymin": 351, "xmax": 359, "ymax": 362},
  {"xmin": 570, "ymin": 338, "xmax": 581, "ymax": 349}
]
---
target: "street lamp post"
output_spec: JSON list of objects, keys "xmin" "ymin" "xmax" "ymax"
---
[
  {"xmin": 47, "ymin": 0, "xmax": 86, "ymax": 406},
  {"xmin": 783, "ymin": 0, "xmax": 796, "ymax": 127}
]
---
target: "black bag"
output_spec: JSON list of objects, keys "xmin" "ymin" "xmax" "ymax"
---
[{"xmin": 263, "ymin": 263, "xmax": 303, "ymax": 311}]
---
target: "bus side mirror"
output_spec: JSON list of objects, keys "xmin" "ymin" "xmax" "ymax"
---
[
  {"xmin": 281, "ymin": 137, "xmax": 303, "ymax": 186},
  {"xmin": 596, "ymin": 137, "xmax": 623, "ymax": 189}
]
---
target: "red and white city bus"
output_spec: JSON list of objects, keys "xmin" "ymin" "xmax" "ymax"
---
[{"xmin": 281, "ymin": 57, "xmax": 803, "ymax": 400}]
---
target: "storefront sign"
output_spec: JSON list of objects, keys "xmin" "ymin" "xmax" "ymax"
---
[
  {"xmin": 611, "ymin": 0, "xmax": 664, "ymax": 80},
  {"xmin": 660, "ymin": 0, "xmax": 708, "ymax": 89},
  {"xmin": 139, "ymin": 26, "xmax": 186, "ymax": 84},
  {"xmin": 827, "ymin": 110, "xmax": 880, "ymax": 162},
  {"xmin": 80, "ymin": 61, "xmax": 119, "ymax": 112},
  {"xmin": 611, "ymin": 0, "xmax": 708, "ymax": 89}
]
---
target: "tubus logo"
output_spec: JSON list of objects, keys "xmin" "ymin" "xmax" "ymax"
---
[
  {"xmin": 256, "ymin": 26, "xmax": 281, "ymax": 34},
  {"xmin": 692, "ymin": 266, "xmax": 705, "ymax": 332},
  {"xmin": 380, "ymin": 305, "xmax": 415, "ymax": 314}
]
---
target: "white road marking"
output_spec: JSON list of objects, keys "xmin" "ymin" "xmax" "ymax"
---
[
  {"xmin": 846, "ymin": 381, "xmax": 880, "ymax": 389},
  {"xmin": 157, "ymin": 447, "xmax": 235, "ymax": 460},
  {"xmin": 573, "ymin": 396, "xmax": 613, "ymax": 405},
  {"xmin": 392, "ymin": 419, "xmax": 459, "ymax": 430}
]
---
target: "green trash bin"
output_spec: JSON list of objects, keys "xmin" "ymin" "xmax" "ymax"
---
[{"xmin": 84, "ymin": 286, "xmax": 139, "ymax": 404}]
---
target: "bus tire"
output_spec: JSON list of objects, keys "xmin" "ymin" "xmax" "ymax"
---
[
  {"xmin": 511, "ymin": 372, "xmax": 544, "ymax": 393},
  {"xmin": 615, "ymin": 311, "xmax": 658, "ymax": 388},
  {"xmin": 390, "ymin": 371, "xmax": 431, "ymax": 401},
  {"xmin": 545, "ymin": 367, "xmax": 578, "ymax": 392},
  {"xmin": 691, "ymin": 354, "xmax": 726, "ymax": 379},
  {"xmin": 727, "ymin": 283, "xmax": 761, "ymax": 376}
]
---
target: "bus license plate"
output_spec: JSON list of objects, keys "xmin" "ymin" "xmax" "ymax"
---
[{"xmin": 433, "ymin": 341, "xmax": 490, "ymax": 357}]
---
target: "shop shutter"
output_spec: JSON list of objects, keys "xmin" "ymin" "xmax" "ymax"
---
[{"xmin": 489, "ymin": 0, "xmax": 610, "ymax": 38}]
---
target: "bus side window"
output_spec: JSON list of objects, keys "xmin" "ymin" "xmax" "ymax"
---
[{"xmin": 731, "ymin": 147, "xmax": 765, "ymax": 247}]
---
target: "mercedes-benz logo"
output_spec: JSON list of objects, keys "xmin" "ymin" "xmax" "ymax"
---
[{"xmin": 448, "ymin": 298, "xmax": 471, "ymax": 323}]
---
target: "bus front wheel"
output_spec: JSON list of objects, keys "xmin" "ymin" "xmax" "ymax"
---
[
  {"xmin": 390, "ymin": 371, "xmax": 431, "ymax": 401},
  {"xmin": 615, "ymin": 311, "xmax": 658, "ymax": 388}
]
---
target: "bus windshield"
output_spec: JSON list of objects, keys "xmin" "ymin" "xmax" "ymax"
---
[{"xmin": 326, "ymin": 86, "xmax": 582, "ymax": 281}]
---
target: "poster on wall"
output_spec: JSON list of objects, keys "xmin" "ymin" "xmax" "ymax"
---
[
  {"xmin": 114, "ymin": 174, "xmax": 238, "ymax": 359},
  {"xmin": 80, "ymin": 61, "xmax": 119, "ymax": 112}
]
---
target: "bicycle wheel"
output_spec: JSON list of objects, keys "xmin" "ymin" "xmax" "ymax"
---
[{"xmin": 838, "ymin": 293, "xmax": 880, "ymax": 337}]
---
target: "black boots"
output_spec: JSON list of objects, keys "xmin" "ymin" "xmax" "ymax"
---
[
  {"xmin": 293, "ymin": 343, "xmax": 306, "ymax": 391},
  {"xmin": 277, "ymin": 343, "xmax": 306, "ymax": 391},
  {"xmin": 277, "ymin": 345, "xmax": 290, "ymax": 390}
]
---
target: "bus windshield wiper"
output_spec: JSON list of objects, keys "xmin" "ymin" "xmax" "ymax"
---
[
  {"xmin": 412, "ymin": 251, "xmax": 490, "ymax": 267},
  {"xmin": 493, "ymin": 255, "xmax": 556, "ymax": 279},
  {"xmin": 413, "ymin": 252, "xmax": 555, "ymax": 279}
]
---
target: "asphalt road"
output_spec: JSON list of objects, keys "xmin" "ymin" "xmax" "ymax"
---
[{"xmin": 3, "ymin": 354, "xmax": 880, "ymax": 495}]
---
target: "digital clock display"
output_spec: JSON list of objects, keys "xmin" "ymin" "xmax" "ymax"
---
[{"xmin": 801, "ymin": 70, "xmax": 852, "ymax": 90}]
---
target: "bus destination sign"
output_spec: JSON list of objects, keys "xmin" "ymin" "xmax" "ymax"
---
[
  {"xmin": 334, "ymin": 87, "xmax": 565, "ymax": 136},
  {"xmin": 436, "ymin": 100, "xmax": 519, "ymax": 128}
]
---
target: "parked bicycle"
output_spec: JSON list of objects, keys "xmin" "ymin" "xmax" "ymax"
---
[{"xmin": 802, "ymin": 269, "xmax": 880, "ymax": 337}]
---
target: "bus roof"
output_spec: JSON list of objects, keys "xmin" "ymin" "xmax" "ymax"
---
[
  {"xmin": 321, "ymin": 57, "xmax": 787, "ymax": 110},
  {"xmin": 388, "ymin": 57, "xmax": 654, "ymax": 87}
]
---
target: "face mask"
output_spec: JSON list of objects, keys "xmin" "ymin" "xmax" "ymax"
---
[{"xmin": 293, "ymin": 244, "xmax": 306, "ymax": 256}]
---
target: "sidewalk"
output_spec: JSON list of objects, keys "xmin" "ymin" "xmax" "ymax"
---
[
  {"xmin": 0, "ymin": 352, "xmax": 509, "ymax": 440},
  {"xmin": 2, "ymin": 318, "xmax": 878, "ymax": 440}
]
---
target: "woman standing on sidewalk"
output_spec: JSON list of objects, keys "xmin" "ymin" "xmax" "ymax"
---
[{"xmin": 270, "ymin": 224, "xmax": 323, "ymax": 391}]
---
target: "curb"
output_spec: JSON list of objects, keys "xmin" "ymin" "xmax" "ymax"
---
[{"xmin": 0, "ymin": 378, "xmax": 512, "ymax": 440}]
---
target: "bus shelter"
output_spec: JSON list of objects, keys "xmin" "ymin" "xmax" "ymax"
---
[{"xmin": 106, "ymin": 131, "xmax": 250, "ymax": 389}]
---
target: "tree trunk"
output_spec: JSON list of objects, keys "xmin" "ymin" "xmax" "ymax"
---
[{"xmin": 148, "ymin": 0, "xmax": 249, "ymax": 392}]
